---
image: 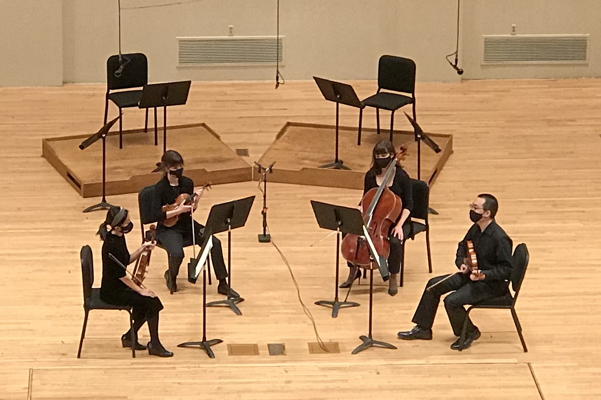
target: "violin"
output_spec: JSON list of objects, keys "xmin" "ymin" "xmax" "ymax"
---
[
  {"xmin": 426, "ymin": 240, "xmax": 481, "ymax": 291},
  {"xmin": 341, "ymin": 145, "xmax": 408, "ymax": 273},
  {"xmin": 132, "ymin": 225, "xmax": 157, "ymax": 286},
  {"xmin": 161, "ymin": 183, "xmax": 211, "ymax": 227}
]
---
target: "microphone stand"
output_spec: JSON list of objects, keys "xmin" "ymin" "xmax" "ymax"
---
[{"xmin": 255, "ymin": 161, "xmax": 275, "ymax": 243}]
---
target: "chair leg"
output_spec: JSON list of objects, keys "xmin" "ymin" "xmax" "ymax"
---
[
  {"xmin": 390, "ymin": 111, "xmax": 395, "ymax": 143},
  {"xmin": 426, "ymin": 226, "xmax": 433, "ymax": 273},
  {"xmin": 128, "ymin": 311, "xmax": 136, "ymax": 358},
  {"xmin": 357, "ymin": 108, "xmax": 363, "ymax": 146},
  {"xmin": 412, "ymin": 100, "xmax": 417, "ymax": 122},
  {"xmin": 77, "ymin": 309, "xmax": 90, "ymax": 358},
  {"xmin": 399, "ymin": 239, "xmax": 405, "ymax": 287},
  {"xmin": 103, "ymin": 96, "xmax": 109, "ymax": 125},
  {"xmin": 119, "ymin": 108, "xmax": 123, "ymax": 149},
  {"xmin": 376, "ymin": 108, "xmax": 381, "ymax": 134},
  {"xmin": 153, "ymin": 107, "xmax": 158, "ymax": 146},
  {"xmin": 458, "ymin": 307, "xmax": 472, "ymax": 352},
  {"xmin": 511, "ymin": 308, "xmax": 528, "ymax": 352},
  {"xmin": 144, "ymin": 108, "xmax": 149, "ymax": 133}
]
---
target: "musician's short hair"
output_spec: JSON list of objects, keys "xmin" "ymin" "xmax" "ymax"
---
[{"xmin": 478, "ymin": 193, "xmax": 498, "ymax": 218}]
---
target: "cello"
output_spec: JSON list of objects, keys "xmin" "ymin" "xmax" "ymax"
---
[{"xmin": 341, "ymin": 145, "xmax": 408, "ymax": 275}]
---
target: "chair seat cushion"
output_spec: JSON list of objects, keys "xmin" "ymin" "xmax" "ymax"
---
[
  {"xmin": 86, "ymin": 288, "xmax": 132, "ymax": 311},
  {"xmin": 108, "ymin": 90, "xmax": 143, "ymax": 108},
  {"xmin": 410, "ymin": 221, "xmax": 427, "ymax": 238},
  {"xmin": 472, "ymin": 293, "xmax": 514, "ymax": 307},
  {"xmin": 362, "ymin": 92, "xmax": 413, "ymax": 111}
]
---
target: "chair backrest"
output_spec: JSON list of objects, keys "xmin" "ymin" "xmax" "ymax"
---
[
  {"xmin": 378, "ymin": 55, "xmax": 416, "ymax": 95},
  {"xmin": 80, "ymin": 245, "xmax": 94, "ymax": 302},
  {"xmin": 106, "ymin": 53, "xmax": 148, "ymax": 91},
  {"xmin": 511, "ymin": 243, "xmax": 529, "ymax": 296},
  {"xmin": 138, "ymin": 184, "xmax": 158, "ymax": 240},
  {"xmin": 410, "ymin": 179, "xmax": 430, "ymax": 221}
]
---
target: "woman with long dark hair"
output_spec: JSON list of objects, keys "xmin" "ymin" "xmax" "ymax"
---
[
  {"xmin": 98, "ymin": 206, "xmax": 173, "ymax": 357},
  {"xmin": 340, "ymin": 140, "xmax": 413, "ymax": 296}
]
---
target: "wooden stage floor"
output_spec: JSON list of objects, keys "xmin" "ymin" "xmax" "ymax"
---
[{"xmin": 1, "ymin": 78, "xmax": 601, "ymax": 399}]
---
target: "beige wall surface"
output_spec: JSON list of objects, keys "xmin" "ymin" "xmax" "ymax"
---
[
  {"xmin": 0, "ymin": 0, "xmax": 63, "ymax": 87},
  {"xmin": 2, "ymin": 0, "xmax": 601, "ymax": 86}
]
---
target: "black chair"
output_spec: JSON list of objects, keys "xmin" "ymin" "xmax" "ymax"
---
[
  {"xmin": 77, "ymin": 245, "xmax": 136, "ymax": 358},
  {"xmin": 104, "ymin": 53, "xmax": 156, "ymax": 149},
  {"xmin": 399, "ymin": 179, "xmax": 433, "ymax": 287},
  {"xmin": 137, "ymin": 184, "xmax": 213, "ymax": 285},
  {"xmin": 459, "ymin": 243, "xmax": 530, "ymax": 352},
  {"xmin": 359, "ymin": 55, "xmax": 416, "ymax": 145}
]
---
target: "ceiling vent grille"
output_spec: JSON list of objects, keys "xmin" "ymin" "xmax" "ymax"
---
[
  {"xmin": 178, "ymin": 36, "xmax": 283, "ymax": 66},
  {"xmin": 482, "ymin": 34, "xmax": 588, "ymax": 65}
]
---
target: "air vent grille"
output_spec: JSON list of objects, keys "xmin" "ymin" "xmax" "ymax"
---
[
  {"xmin": 178, "ymin": 36, "xmax": 283, "ymax": 66},
  {"xmin": 483, "ymin": 34, "xmax": 588, "ymax": 64}
]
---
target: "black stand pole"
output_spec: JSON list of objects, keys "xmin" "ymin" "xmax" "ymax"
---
[
  {"xmin": 352, "ymin": 267, "xmax": 397, "ymax": 354},
  {"xmin": 319, "ymin": 103, "xmax": 349, "ymax": 170},
  {"xmin": 163, "ymin": 103, "xmax": 167, "ymax": 154},
  {"xmin": 314, "ymin": 227, "xmax": 360, "ymax": 318},
  {"xmin": 256, "ymin": 162, "xmax": 275, "ymax": 243},
  {"xmin": 178, "ymin": 255, "xmax": 223, "ymax": 358},
  {"xmin": 80, "ymin": 115, "xmax": 121, "ymax": 213},
  {"xmin": 207, "ymin": 221, "xmax": 245, "ymax": 315}
]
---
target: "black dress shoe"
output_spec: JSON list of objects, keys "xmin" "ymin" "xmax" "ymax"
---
[
  {"xmin": 147, "ymin": 342, "xmax": 174, "ymax": 357},
  {"xmin": 217, "ymin": 282, "xmax": 240, "ymax": 298},
  {"xmin": 164, "ymin": 271, "xmax": 177, "ymax": 294},
  {"xmin": 121, "ymin": 335, "xmax": 147, "ymax": 350},
  {"xmin": 451, "ymin": 328, "xmax": 481, "ymax": 350},
  {"xmin": 397, "ymin": 325, "xmax": 433, "ymax": 340},
  {"xmin": 339, "ymin": 269, "xmax": 362, "ymax": 289}
]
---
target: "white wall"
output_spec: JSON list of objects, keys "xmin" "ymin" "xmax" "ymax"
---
[
  {"xmin": 461, "ymin": 0, "xmax": 601, "ymax": 80},
  {"xmin": 0, "ymin": 0, "xmax": 63, "ymax": 87},
  {"xmin": 3, "ymin": 0, "xmax": 601, "ymax": 86}
]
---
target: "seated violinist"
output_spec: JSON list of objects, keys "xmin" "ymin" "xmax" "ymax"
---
[
  {"xmin": 397, "ymin": 194, "xmax": 513, "ymax": 350},
  {"xmin": 150, "ymin": 150, "xmax": 240, "ymax": 297},
  {"xmin": 340, "ymin": 140, "xmax": 413, "ymax": 296},
  {"xmin": 98, "ymin": 206, "xmax": 173, "ymax": 357}
]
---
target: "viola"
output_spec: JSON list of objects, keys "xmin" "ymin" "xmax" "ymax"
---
[
  {"xmin": 132, "ymin": 225, "xmax": 157, "ymax": 286},
  {"xmin": 426, "ymin": 240, "xmax": 481, "ymax": 291},
  {"xmin": 341, "ymin": 145, "xmax": 408, "ymax": 275},
  {"xmin": 161, "ymin": 183, "xmax": 211, "ymax": 227}
]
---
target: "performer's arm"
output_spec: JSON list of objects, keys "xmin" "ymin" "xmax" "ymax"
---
[{"xmin": 480, "ymin": 236, "xmax": 513, "ymax": 281}]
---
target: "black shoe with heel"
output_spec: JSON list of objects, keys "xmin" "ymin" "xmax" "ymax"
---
[
  {"xmin": 147, "ymin": 342, "xmax": 174, "ymax": 357},
  {"xmin": 164, "ymin": 270, "xmax": 177, "ymax": 294},
  {"xmin": 121, "ymin": 334, "xmax": 147, "ymax": 350},
  {"xmin": 339, "ymin": 268, "xmax": 362, "ymax": 289}
]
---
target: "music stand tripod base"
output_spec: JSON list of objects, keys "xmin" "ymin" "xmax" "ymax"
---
[
  {"xmin": 207, "ymin": 296, "xmax": 245, "ymax": 316},
  {"xmin": 83, "ymin": 200, "xmax": 114, "ymax": 213},
  {"xmin": 314, "ymin": 298, "xmax": 359, "ymax": 318},
  {"xmin": 319, "ymin": 159, "xmax": 350, "ymax": 170},
  {"xmin": 351, "ymin": 335, "xmax": 397, "ymax": 355},
  {"xmin": 177, "ymin": 338, "xmax": 223, "ymax": 358}
]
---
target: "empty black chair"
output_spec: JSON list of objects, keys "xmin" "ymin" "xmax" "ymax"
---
[
  {"xmin": 104, "ymin": 53, "xmax": 156, "ymax": 149},
  {"xmin": 459, "ymin": 243, "xmax": 530, "ymax": 352},
  {"xmin": 77, "ymin": 245, "xmax": 136, "ymax": 358},
  {"xmin": 400, "ymin": 179, "xmax": 433, "ymax": 287},
  {"xmin": 359, "ymin": 55, "xmax": 416, "ymax": 145}
]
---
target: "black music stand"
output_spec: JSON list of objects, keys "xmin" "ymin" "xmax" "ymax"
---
[
  {"xmin": 79, "ymin": 115, "xmax": 121, "ymax": 213},
  {"xmin": 255, "ymin": 161, "xmax": 275, "ymax": 243},
  {"xmin": 139, "ymin": 81, "xmax": 191, "ymax": 153},
  {"xmin": 404, "ymin": 112, "xmax": 441, "ymax": 215},
  {"xmin": 311, "ymin": 201, "xmax": 362, "ymax": 318},
  {"xmin": 178, "ymin": 235, "xmax": 222, "ymax": 358},
  {"xmin": 313, "ymin": 77, "xmax": 365, "ymax": 170},
  {"xmin": 205, "ymin": 196, "xmax": 255, "ymax": 315}
]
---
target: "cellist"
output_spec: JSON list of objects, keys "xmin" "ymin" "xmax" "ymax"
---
[
  {"xmin": 150, "ymin": 150, "xmax": 240, "ymax": 297},
  {"xmin": 340, "ymin": 140, "xmax": 413, "ymax": 296}
]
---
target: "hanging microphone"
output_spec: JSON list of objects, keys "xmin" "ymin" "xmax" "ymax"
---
[
  {"xmin": 275, "ymin": 73, "xmax": 280, "ymax": 89},
  {"xmin": 448, "ymin": 59, "xmax": 464, "ymax": 75}
]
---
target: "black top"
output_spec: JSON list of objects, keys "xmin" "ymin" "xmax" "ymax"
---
[
  {"xmin": 455, "ymin": 220, "xmax": 513, "ymax": 282},
  {"xmin": 100, "ymin": 233, "xmax": 130, "ymax": 300},
  {"xmin": 151, "ymin": 175, "xmax": 195, "ymax": 229},
  {"xmin": 364, "ymin": 166, "xmax": 413, "ymax": 224}
]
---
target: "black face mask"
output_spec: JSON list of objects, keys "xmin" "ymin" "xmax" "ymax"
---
[
  {"xmin": 375, "ymin": 157, "xmax": 392, "ymax": 169},
  {"xmin": 169, "ymin": 168, "xmax": 184, "ymax": 178},
  {"xmin": 120, "ymin": 222, "xmax": 134, "ymax": 234},
  {"xmin": 469, "ymin": 210, "xmax": 484, "ymax": 223}
]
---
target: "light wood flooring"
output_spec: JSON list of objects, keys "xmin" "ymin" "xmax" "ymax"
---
[{"xmin": 1, "ymin": 78, "xmax": 600, "ymax": 399}]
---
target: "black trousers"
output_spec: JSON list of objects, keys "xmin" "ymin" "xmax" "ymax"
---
[
  {"xmin": 345, "ymin": 233, "xmax": 405, "ymax": 274},
  {"xmin": 156, "ymin": 220, "xmax": 228, "ymax": 281},
  {"xmin": 412, "ymin": 273, "xmax": 508, "ymax": 336}
]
